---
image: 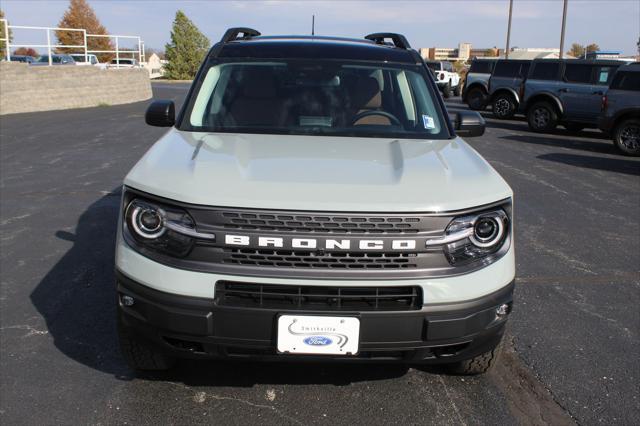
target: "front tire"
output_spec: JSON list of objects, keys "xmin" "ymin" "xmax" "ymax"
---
[
  {"xmin": 442, "ymin": 82, "xmax": 451, "ymax": 99},
  {"xmin": 453, "ymin": 84, "xmax": 461, "ymax": 97},
  {"xmin": 447, "ymin": 340, "xmax": 503, "ymax": 375},
  {"xmin": 527, "ymin": 101, "xmax": 558, "ymax": 132},
  {"xmin": 491, "ymin": 93, "xmax": 517, "ymax": 119},
  {"xmin": 118, "ymin": 319, "xmax": 176, "ymax": 371},
  {"xmin": 614, "ymin": 118, "xmax": 640, "ymax": 156},
  {"xmin": 466, "ymin": 86, "xmax": 487, "ymax": 110}
]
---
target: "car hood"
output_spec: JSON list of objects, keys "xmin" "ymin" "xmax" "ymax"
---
[{"xmin": 125, "ymin": 130, "xmax": 512, "ymax": 212}]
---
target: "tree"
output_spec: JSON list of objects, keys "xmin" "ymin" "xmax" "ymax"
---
[
  {"xmin": 567, "ymin": 43, "xmax": 584, "ymax": 58},
  {"xmin": 567, "ymin": 42, "xmax": 600, "ymax": 58},
  {"xmin": 0, "ymin": 9, "xmax": 12, "ymax": 59},
  {"xmin": 13, "ymin": 47, "xmax": 38, "ymax": 57},
  {"xmin": 164, "ymin": 11, "xmax": 210, "ymax": 80},
  {"xmin": 55, "ymin": 0, "xmax": 114, "ymax": 62},
  {"xmin": 484, "ymin": 48, "xmax": 498, "ymax": 57}
]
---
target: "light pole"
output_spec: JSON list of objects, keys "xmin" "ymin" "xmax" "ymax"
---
[
  {"xmin": 559, "ymin": 0, "xmax": 568, "ymax": 59},
  {"xmin": 505, "ymin": 0, "xmax": 513, "ymax": 59}
]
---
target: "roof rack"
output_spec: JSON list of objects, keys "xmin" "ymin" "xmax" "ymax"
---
[
  {"xmin": 221, "ymin": 27, "xmax": 261, "ymax": 43},
  {"xmin": 364, "ymin": 33, "xmax": 411, "ymax": 49}
]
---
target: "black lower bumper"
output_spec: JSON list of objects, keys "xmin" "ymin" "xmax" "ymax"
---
[{"xmin": 116, "ymin": 271, "xmax": 514, "ymax": 364}]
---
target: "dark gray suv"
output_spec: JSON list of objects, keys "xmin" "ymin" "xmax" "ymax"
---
[
  {"xmin": 599, "ymin": 62, "xmax": 640, "ymax": 156},
  {"xmin": 488, "ymin": 59, "xmax": 531, "ymax": 119},
  {"xmin": 522, "ymin": 59, "xmax": 622, "ymax": 132},
  {"xmin": 462, "ymin": 59, "xmax": 497, "ymax": 110}
]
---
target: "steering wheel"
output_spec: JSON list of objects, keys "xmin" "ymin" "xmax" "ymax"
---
[{"xmin": 351, "ymin": 110, "xmax": 402, "ymax": 126}]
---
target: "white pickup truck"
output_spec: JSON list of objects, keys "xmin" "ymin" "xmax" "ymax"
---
[{"xmin": 425, "ymin": 60, "xmax": 461, "ymax": 98}]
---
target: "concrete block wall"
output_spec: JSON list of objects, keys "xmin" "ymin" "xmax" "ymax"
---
[{"xmin": 0, "ymin": 62, "xmax": 152, "ymax": 115}]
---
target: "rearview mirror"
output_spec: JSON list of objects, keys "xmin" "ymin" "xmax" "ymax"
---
[
  {"xmin": 145, "ymin": 100, "xmax": 175, "ymax": 127},
  {"xmin": 454, "ymin": 111, "xmax": 485, "ymax": 137}
]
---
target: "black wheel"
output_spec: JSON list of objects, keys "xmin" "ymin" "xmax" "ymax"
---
[
  {"xmin": 442, "ymin": 82, "xmax": 451, "ymax": 99},
  {"xmin": 118, "ymin": 319, "xmax": 176, "ymax": 371},
  {"xmin": 527, "ymin": 101, "xmax": 558, "ymax": 132},
  {"xmin": 491, "ymin": 93, "xmax": 517, "ymax": 119},
  {"xmin": 453, "ymin": 84, "xmax": 461, "ymax": 97},
  {"xmin": 564, "ymin": 123, "xmax": 585, "ymax": 133},
  {"xmin": 466, "ymin": 86, "xmax": 487, "ymax": 110},
  {"xmin": 613, "ymin": 118, "xmax": 640, "ymax": 156},
  {"xmin": 447, "ymin": 340, "xmax": 503, "ymax": 375}
]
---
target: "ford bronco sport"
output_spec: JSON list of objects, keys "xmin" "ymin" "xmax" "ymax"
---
[
  {"xmin": 462, "ymin": 59, "xmax": 497, "ymax": 110},
  {"xmin": 523, "ymin": 59, "xmax": 622, "ymax": 133},
  {"xmin": 488, "ymin": 59, "xmax": 531, "ymax": 119},
  {"xmin": 599, "ymin": 62, "xmax": 640, "ymax": 156},
  {"xmin": 116, "ymin": 29, "xmax": 515, "ymax": 375}
]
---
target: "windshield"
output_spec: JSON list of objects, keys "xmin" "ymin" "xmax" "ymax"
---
[{"xmin": 182, "ymin": 60, "xmax": 448, "ymax": 139}]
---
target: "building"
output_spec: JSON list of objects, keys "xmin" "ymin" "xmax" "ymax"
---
[
  {"xmin": 419, "ymin": 43, "xmax": 473, "ymax": 61},
  {"xmin": 501, "ymin": 48, "xmax": 571, "ymax": 60}
]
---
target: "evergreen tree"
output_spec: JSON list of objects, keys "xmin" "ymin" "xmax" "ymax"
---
[
  {"xmin": 164, "ymin": 11, "xmax": 210, "ymax": 80},
  {"xmin": 55, "ymin": 0, "xmax": 114, "ymax": 62}
]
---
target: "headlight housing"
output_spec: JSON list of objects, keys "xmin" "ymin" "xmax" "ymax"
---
[
  {"xmin": 124, "ymin": 198, "xmax": 213, "ymax": 257},
  {"xmin": 427, "ymin": 206, "xmax": 510, "ymax": 267}
]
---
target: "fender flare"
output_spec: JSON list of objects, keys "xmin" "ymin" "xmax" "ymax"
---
[
  {"xmin": 490, "ymin": 88, "xmax": 520, "ymax": 105},
  {"xmin": 525, "ymin": 92, "xmax": 564, "ymax": 115}
]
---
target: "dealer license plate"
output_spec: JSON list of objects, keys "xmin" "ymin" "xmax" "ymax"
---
[{"xmin": 277, "ymin": 315, "xmax": 360, "ymax": 355}]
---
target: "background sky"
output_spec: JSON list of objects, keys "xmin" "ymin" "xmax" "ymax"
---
[{"xmin": 2, "ymin": 0, "xmax": 638, "ymax": 55}]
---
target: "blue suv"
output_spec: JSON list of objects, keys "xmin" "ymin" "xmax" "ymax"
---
[{"xmin": 522, "ymin": 59, "xmax": 622, "ymax": 132}]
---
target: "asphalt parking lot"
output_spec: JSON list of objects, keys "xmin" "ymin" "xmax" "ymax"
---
[{"xmin": 1, "ymin": 82, "xmax": 638, "ymax": 425}]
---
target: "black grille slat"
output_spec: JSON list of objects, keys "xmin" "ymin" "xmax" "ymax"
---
[
  {"xmin": 220, "ymin": 212, "xmax": 425, "ymax": 234},
  {"xmin": 222, "ymin": 248, "xmax": 420, "ymax": 269},
  {"xmin": 214, "ymin": 282, "xmax": 422, "ymax": 311}
]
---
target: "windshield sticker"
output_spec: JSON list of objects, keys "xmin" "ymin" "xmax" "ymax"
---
[{"xmin": 422, "ymin": 115, "xmax": 435, "ymax": 129}]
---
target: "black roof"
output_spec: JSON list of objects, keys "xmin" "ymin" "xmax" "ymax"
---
[
  {"xmin": 617, "ymin": 62, "xmax": 640, "ymax": 72},
  {"xmin": 213, "ymin": 35, "xmax": 420, "ymax": 64},
  {"xmin": 530, "ymin": 58, "xmax": 625, "ymax": 66}
]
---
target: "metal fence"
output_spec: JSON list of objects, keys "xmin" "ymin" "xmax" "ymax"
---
[{"xmin": 0, "ymin": 19, "xmax": 145, "ymax": 67}]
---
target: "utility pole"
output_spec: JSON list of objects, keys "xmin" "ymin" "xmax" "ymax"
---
[
  {"xmin": 505, "ymin": 0, "xmax": 513, "ymax": 59},
  {"xmin": 311, "ymin": 15, "xmax": 315, "ymax": 36},
  {"xmin": 559, "ymin": 0, "xmax": 568, "ymax": 59}
]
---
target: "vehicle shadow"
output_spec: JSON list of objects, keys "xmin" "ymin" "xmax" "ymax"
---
[
  {"xmin": 500, "ymin": 133, "xmax": 616, "ymax": 154},
  {"xmin": 537, "ymin": 152, "xmax": 640, "ymax": 176},
  {"xmin": 29, "ymin": 190, "xmax": 413, "ymax": 385}
]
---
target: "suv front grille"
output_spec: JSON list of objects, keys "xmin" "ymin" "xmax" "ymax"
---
[
  {"xmin": 220, "ymin": 211, "xmax": 422, "ymax": 234},
  {"xmin": 214, "ymin": 282, "xmax": 422, "ymax": 311},
  {"xmin": 223, "ymin": 248, "xmax": 420, "ymax": 269}
]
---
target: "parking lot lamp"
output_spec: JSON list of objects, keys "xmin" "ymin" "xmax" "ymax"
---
[
  {"xmin": 505, "ymin": 0, "xmax": 513, "ymax": 59},
  {"xmin": 559, "ymin": 0, "xmax": 568, "ymax": 59}
]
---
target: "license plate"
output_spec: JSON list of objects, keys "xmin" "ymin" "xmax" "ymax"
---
[{"xmin": 277, "ymin": 315, "xmax": 360, "ymax": 355}]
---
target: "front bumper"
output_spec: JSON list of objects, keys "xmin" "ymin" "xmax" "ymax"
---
[{"xmin": 117, "ymin": 270, "xmax": 514, "ymax": 363}]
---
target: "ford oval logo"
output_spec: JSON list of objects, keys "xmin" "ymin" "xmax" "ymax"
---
[{"xmin": 303, "ymin": 336, "xmax": 333, "ymax": 346}]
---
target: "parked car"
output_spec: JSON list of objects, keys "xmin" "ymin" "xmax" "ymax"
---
[
  {"xmin": 487, "ymin": 59, "xmax": 531, "ymax": 119},
  {"xmin": 462, "ymin": 59, "xmax": 497, "ymax": 110},
  {"xmin": 598, "ymin": 62, "xmax": 640, "ymax": 156},
  {"xmin": 425, "ymin": 60, "xmax": 461, "ymax": 98},
  {"xmin": 522, "ymin": 59, "xmax": 622, "ymax": 132},
  {"xmin": 117, "ymin": 28, "xmax": 515, "ymax": 375},
  {"xmin": 71, "ymin": 53, "xmax": 108, "ymax": 70},
  {"xmin": 9, "ymin": 55, "xmax": 36, "ymax": 63},
  {"xmin": 109, "ymin": 58, "xmax": 139, "ymax": 68},
  {"xmin": 32, "ymin": 54, "xmax": 76, "ymax": 66}
]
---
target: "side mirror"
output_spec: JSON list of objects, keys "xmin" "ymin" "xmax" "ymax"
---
[
  {"xmin": 145, "ymin": 100, "xmax": 175, "ymax": 127},
  {"xmin": 454, "ymin": 111, "xmax": 485, "ymax": 137}
]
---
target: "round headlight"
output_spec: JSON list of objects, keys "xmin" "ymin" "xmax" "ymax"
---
[
  {"xmin": 470, "ymin": 215, "xmax": 504, "ymax": 248},
  {"xmin": 128, "ymin": 202, "xmax": 166, "ymax": 239}
]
